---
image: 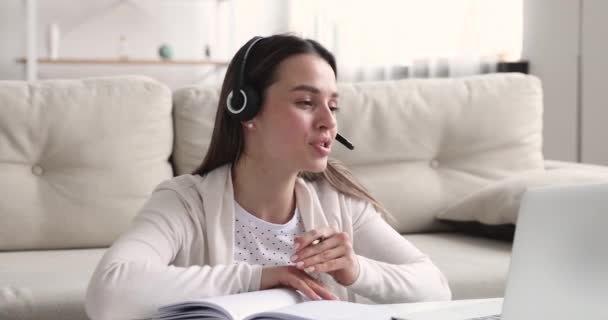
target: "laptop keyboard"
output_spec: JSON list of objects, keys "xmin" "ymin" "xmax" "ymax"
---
[{"xmin": 467, "ymin": 315, "xmax": 501, "ymax": 320}]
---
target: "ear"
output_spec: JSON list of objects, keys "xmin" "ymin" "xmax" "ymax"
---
[{"xmin": 242, "ymin": 121, "xmax": 255, "ymax": 129}]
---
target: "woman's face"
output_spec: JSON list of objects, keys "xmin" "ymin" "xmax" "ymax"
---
[{"xmin": 247, "ymin": 53, "xmax": 339, "ymax": 174}]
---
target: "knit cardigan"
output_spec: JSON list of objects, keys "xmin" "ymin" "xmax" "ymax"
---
[{"xmin": 86, "ymin": 164, "xmax": 451, "ymax": 320}]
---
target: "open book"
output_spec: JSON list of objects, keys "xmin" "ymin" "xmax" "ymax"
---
[{"xmin": 148, "ymin": 288, "xmax": 393, "ymax": 320}]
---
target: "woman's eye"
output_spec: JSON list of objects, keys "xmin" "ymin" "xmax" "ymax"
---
[
  {"xmin": 329, "ymin": 101, "xmax": 339, "ymax": 112},
  {"xmin": 297, "ymin": 100, "xmax": 313, "ymax": 107}
]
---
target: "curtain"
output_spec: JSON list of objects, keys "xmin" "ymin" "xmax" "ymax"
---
[{"xmin": 288, "ymin": 0, "xmax": 523, "ymax": 82}]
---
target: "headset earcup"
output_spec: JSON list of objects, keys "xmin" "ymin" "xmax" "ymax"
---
[
  {"xmin": 238, "ymin": 85, "xmax": 260, "ymax": 121},
  {"xmin": 228, "ymin": 90, "xmax": 245, "ymax": 114}
]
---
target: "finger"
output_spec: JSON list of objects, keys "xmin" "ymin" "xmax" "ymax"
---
[
  {"xmin": 303, "ymin": 276, "xmax": 340, "ymax": 301},
  {"xmin": 292, "ymin": 235, "xmax": 341, "ymax": 263},
  {"xmin": 294, "ymin": 227, "xmax": 337, "ymax": 252},
  {"xmin": 297, "ymin": 245, "xmax": 346, "ymax": 270},
  {"xmin": 294, "ymin": 232, "xmax": 350, "ymax": 262},
  {"xmin": 308, "ymin": 256, "xmax": 351, "ymax": 274},
  {"xmin": 294, "ymin": 228, "xmax": 332, "ymax": 251},
  {"xmin": 289, "ymin": 277, "xmax": 322, "ymax": 301}
]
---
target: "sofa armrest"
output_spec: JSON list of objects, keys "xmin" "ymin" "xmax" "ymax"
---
[{"xmin": 544, "ymin": 159, "xmax": 608, "ymax": 173}]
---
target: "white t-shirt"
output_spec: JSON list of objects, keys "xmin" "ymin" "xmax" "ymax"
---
[{"xmin": 233, "ymin": 201, "xmax": 306, "ymax": 267}]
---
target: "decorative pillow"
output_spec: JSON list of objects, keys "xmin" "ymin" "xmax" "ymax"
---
[
  {"xmin": 0, "ymin": 76, "xmax": 173, "ymax": 250},
  {"xmin": 437, "ymin": 168, "xmax": 608, "ymax": 226}
]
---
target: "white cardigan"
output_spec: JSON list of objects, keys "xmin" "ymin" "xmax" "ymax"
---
[{"xmin": 85, "ymin": 165, "xmax": 451, "ymax": 320}]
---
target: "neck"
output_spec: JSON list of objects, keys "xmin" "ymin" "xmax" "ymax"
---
[{"xmin": 231, "ymin": 156, "xmax": 298, "ymax": 224}]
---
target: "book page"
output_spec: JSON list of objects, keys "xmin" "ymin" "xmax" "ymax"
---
[
  {"xmin": 156, "ymin": 288, "xmax": 306, "ymax": 320},
  {"xmin": 245, "ymin": 300, "xmax": 393, "ymax": 320}
]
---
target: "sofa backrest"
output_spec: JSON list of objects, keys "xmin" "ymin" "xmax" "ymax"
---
[
  {"xmin": 0, "ymin": 76, "xmax": 174, "ymax": 251},
  {"xmin": 172, "ymin": 73, "xmax": 544, "ymax": 234}
]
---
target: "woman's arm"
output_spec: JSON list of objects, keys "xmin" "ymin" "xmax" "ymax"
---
[
  {"xmin": 346, "ymin": 199, "xmax": 452, "ymax": 303},
  {"xmin": 85, "ymin": 189, "xmax": 262, "ymax": 320}
]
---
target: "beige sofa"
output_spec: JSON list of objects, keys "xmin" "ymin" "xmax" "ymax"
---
[{"xmin": 2, "ymin": 74, "xmax": 607, "ymax": 320}]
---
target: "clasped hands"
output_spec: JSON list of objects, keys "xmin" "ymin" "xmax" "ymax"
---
[{"xmin": 260, "ymin": 226, "xmax": 360, "ymax": 301}]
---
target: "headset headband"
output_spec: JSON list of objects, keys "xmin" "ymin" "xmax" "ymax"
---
[
  {"xmin": 226, "ymin": 36, "xmax": 264, "ymax": 116},
  {"xmin": 234, "ymin": 36, "xmax": 263, "ymax": 92}
]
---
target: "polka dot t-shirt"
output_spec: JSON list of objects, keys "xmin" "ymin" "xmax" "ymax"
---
[{"xmin": 233, "ymin": 201, "xmax": 306, "ymax": 267}]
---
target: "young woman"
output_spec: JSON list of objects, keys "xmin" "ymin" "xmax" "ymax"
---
[{"xmin": 86, "ymin": 34, "xmax": 451, "ymax": 320}]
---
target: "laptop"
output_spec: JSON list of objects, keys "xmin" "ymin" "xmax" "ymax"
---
[{"xmin": 394, "ymin": 183, "xmax": 608, "ymax": 320}]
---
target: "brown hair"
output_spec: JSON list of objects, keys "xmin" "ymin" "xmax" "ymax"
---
[{"xmin": 193, "ymin": 34, "xmax": 387, "ymax": 215}]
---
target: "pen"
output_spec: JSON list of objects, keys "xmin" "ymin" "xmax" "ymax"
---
[{"xmin": 311, "ymin": 237, "xmax": 325, "ymax": 246}]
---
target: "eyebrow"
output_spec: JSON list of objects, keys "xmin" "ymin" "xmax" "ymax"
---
[{"xmin": 290, "ymin": 85, "xmax": 339, "ymax": 98}]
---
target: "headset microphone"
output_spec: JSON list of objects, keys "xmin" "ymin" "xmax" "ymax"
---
[{"xmin": 336, "ymin": 133, "xmax": 354, "ymax": 150}]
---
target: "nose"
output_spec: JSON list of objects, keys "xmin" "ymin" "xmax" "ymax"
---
[{"xmin": 315, "ymin": 102, "xmax": 337, "ymax": 131}]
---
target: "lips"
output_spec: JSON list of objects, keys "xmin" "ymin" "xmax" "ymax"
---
[{"xmin": 310, "ymin": 136, "xmax": 332, "ymax": 156}]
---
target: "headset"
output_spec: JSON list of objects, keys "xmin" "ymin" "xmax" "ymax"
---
[{"xmin": 225, "ymin": 36, "xmax": 354, "ymax": 150}]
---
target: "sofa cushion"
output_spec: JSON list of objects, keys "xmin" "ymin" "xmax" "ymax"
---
[
  {"xmin": 172, "ymin": 86, "xmax": 220, "ymax": 176},
  {"xmin": 406, "ymin": 233, "xmax": 512, "ymax": 299},
  {"xmin": 0, "ymin": 76, "xmax": 174, "ymax": 250},
  {"xmin": 331, "ymin": 74, "xmax": 543, "ymax": 233},
  {"xmin": 437, "ymin": 168, "xmax": 608, "ymax": 226},
  {"xmin": 171, "ymin": 74, "xmax": 544, "ymax": 233},
  {"xmin": 0, "ymin": 249, "xmax": 105, "ymax": 320}
]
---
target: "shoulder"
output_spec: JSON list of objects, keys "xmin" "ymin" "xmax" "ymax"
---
[
  {"xmin": 137, "ymin": 175, "xmax": 206, "ymax": 219},
  {"xmin": 154, "ymin": 174, "xmax": 205, "ymax": 197},
  {"xmin": 139, "ymin": 174, "xmax": 213, "ymax": 230},
  {"xmin": 154, "ymin": 164, "xmax": 231, "ymax": 193},
  {"xmin": 151, "ymin": 165, "xmax": 231, "ymax": 206}
]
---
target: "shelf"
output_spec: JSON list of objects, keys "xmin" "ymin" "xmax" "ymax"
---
[
  {"xmin": 16, "ymin": 57, "xmax": 229, "ymax": 66},
  {"xmin": 21, "ymin": 0, "xmax": 235, "ymax": 80}
]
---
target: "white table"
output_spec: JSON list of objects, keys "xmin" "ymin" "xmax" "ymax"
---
[{"xmin": 386, "ymin": 298, "xmax": 504, "ymax": 320}]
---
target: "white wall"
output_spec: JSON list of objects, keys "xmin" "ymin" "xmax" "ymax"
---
[
  {"xmin": 581, "ymin": 0, "xmax": 608, "ymax": 165},
  {"xmin": 232, "ymin": 0, "xmax": 288, "ymax": 45},
  {"xmin": 523, "ymin": 0, "xmax": 608, "ymax": 165},
  {"xmin": 522, "ymin": 0, "xmax": 581, "ymax": 162},
  {"xmin": 0, "ymin": 0, "xmax": 26, "ymax": 80},
  {"xmin": 0, "ymin": 0, "xmax": 288, "ymax": 89}
]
